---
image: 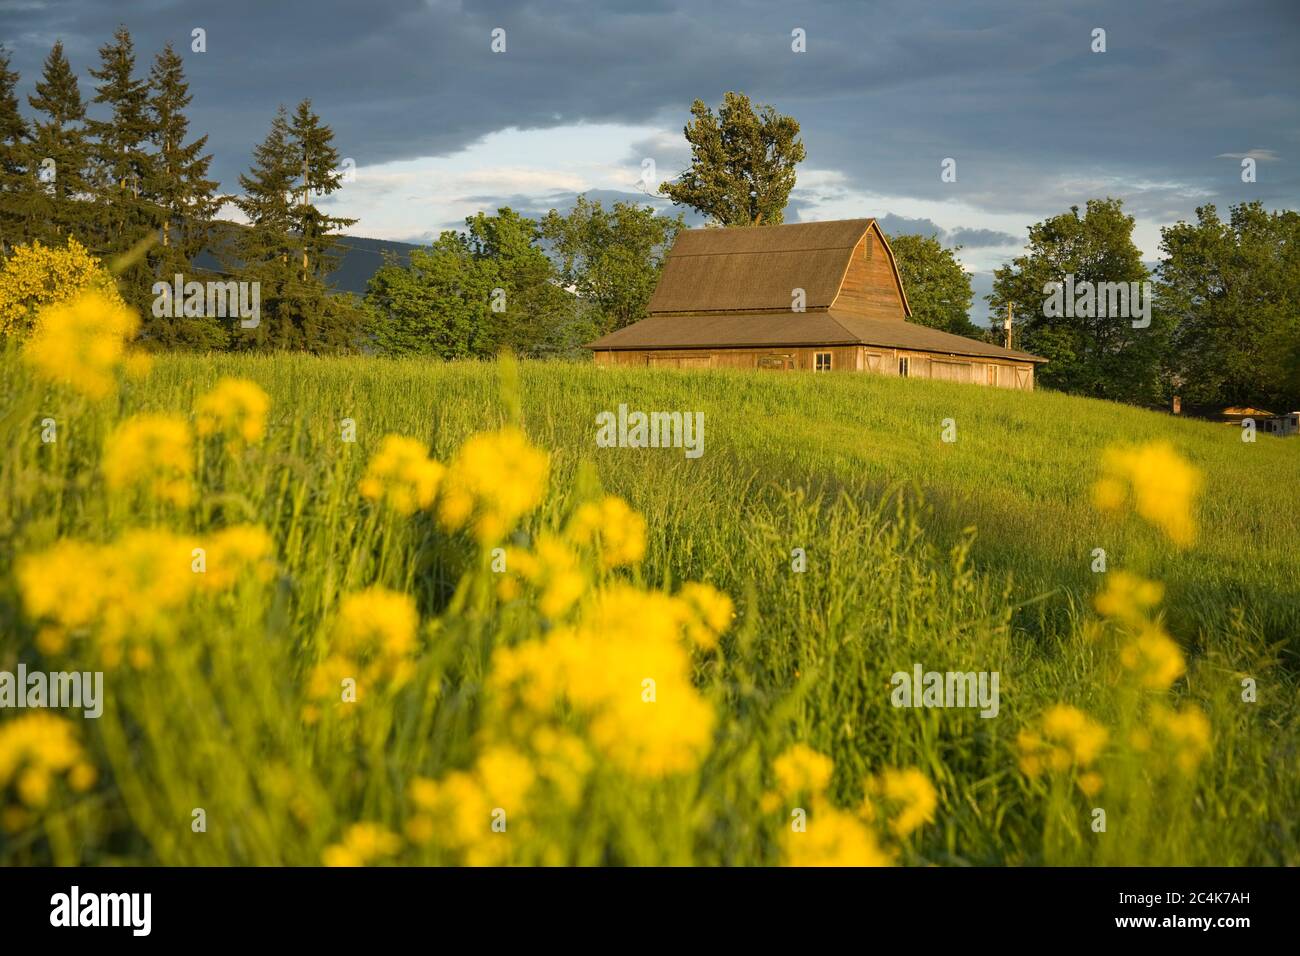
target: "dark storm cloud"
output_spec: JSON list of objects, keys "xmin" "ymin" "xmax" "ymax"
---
[{"xmin": 2, "ymin": 0, "xmax": 1297, "ymax": 223}]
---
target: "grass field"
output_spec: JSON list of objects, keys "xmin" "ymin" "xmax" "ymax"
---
[{"xmin": 2, "ymin": 345, "xmax": 1298, "ymax": 866}]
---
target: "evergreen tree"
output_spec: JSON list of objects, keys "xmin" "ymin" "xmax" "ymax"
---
[
  {"xmin": 232, "ymin": 104, "xmax": 364, "ymax": 352},
  {"xmin": 87, "ymin": 26, "xmax": 154, "ymax": 251},
  {"xmin": 144, "ymin": 41, "xmax": 223, "ymax": 348},
  {"xmin": 287, "ymin": 98, "xmax": 355, "ymax": 281},
  {"xmin": 26, "ymin": 41, "xmax": 91, "ymax": 243},
  {"xmin": 0, "ymin": 47, "xmax": 30, "ymax": 254}
]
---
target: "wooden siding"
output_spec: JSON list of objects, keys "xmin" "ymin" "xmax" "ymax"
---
[
  {"xmin": 594, "ymin": 346, "xmax": 1036, "ymax": 389},
  {"xmin": 831, "ymin": 226, "xmax": 908, "ymax": 321}
]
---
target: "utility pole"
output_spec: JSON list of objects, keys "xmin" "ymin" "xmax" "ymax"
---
[{"xmin": 1004, "ymin": 303, "xmax": 1013, "ymax": 350}]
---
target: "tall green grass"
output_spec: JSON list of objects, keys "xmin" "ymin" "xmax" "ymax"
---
[{"xmin": 1, "ymin": 353, "xmax": 1296, "ymax": 865}]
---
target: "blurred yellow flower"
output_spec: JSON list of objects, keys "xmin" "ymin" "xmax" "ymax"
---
[
  {"xmin": 310, "ymin": 588, "xmax": 421, "ymax": 706},
  {"xmin": 489, "ymin": 583, "xmax": 717, "ymax": 777},
  {"xmin": 17, "ymin": 529, "xmax": 197, "ymax": 668},
  {"xmin": 568, "ymin": 496, "xmax": 647, "ymax": 567},
  {"xmin": 439, "ymin": 427, "xmax": 548, "ymax": 543},
  {"xmin": 863, "ymin": 767, "xmax": 938, "ymax": 837},
  {"xmin": 322, "ymin": 822, "xmax": 401, "ymax": 867},
  {"xmin": 102, "ymin": 413, "xmax": 195, "ymax": 506},
  {"xmin": 358, "ymin": 434, "xmax": 445, "ymax": 516},
  {"xmin": 198, "ymin": 525, "xmax": 276, "ymax": 591},
  {"xmin": 773, "ymin": 744, "xmax": 834, "ymax": 798},
  {"xmin": 21, "ymin": 291, "xmax": 138, "ymax": 399},
  {"xmin": 1119, "ymin": 623, "xmax": 1186, "ymax": 691},
  {"xmin": 677, "ymin": 582, "xmax": 734, "ymax": 651},
  {"xmin": 1093, "ymin": 442, "xmax": 1202, "ymax": 547},
  {"xmin": 1150, "ymin": 704, "xmax": 1212, "ymax": 774},
  {"xmin": 782, "ymin": 806, "xmax": 892, "ymax": 867},
  {"xmin": 1018, "ymin": 704, "xmax": 1108, "ymax": 778},
  {"xmin": 1093, "ymin": 571, "xmax": 1164, "ymax": 626},
  {"xmin": 195, "ymin": 377, "xmax": 270, "ymax": 449},
  {"xmin": 0, "ymin": 714, "xmax": 96, "ymax": 825}
]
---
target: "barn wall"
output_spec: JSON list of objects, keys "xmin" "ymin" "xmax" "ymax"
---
[
  {"xmin": 831, "ymin": 226, "xmax": 908, "ymax": 320},
  {"xmin": 593, "ymin": 347, "xmax": 1036, "ymax": 390}
]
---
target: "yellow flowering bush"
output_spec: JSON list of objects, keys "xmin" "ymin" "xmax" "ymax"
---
[
  {"xmin": 102, "ymin": 413, "xmax": 195, "ymax": 507},
  {"xmin": 195, "ymin": 377, "xmax": 271, "ymax": 450},
  {"xmin": 0, "ymin": 237, "xmax": 124, "ymax": 339}
]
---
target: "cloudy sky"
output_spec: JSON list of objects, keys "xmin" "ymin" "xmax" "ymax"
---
[{"xmin": 3, "ymin": 0, "xmax": 1298, "ymax": 321}]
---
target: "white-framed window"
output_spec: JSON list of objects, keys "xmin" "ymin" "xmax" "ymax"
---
[
  {"xmin": 898, "ymin": 356, "xmax": 910, "ymax": 377},
  {"xmin": 814, "ymin": 351, "xmax": 832, "ymax": 372}
]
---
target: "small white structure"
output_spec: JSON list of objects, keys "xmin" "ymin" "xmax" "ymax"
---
[{"xmin": 1264, "ymin": 412, "xmax": 1300, "ymax": 436}]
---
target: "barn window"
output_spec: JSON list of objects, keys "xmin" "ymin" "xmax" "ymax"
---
[
  {"xmin": 898, "ymin": 356, "xmax": 910, "ymax": 377},
  {"xmin": 814, "ymin": 351, "xmax": 832, "ymax": 372}
]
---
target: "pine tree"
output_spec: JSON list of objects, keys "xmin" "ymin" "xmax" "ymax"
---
[
  {"xmin": 288, "ymin": 98, "xmax": 355, "ymax": 281},
  {"xmin": 231, "ymin": 103, "xmax": 364, "ymax": 352},
  {"xmin": 87, "ymin": 26, "xmax": 157, "ymax": 316},
  {"xmin": 148, "ymin": 42, "xmax": 217, "ymax": 266},
  {"xmin": 0, "ymin": 47, "xmax": 30, "ymax": 255},
  {"xmin": 140, "ymin": 42, "xmax": 223, "ymax": 350},
  {"xmin": 26, "ymin": 41, "xmax": 91, "ymax": 242}
]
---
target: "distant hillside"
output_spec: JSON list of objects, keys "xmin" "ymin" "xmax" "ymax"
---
[{"xmin": 194, "ymin": 222, "xmax": 424, "ymax": 296}]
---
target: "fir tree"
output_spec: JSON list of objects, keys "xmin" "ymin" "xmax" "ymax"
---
[
  {"xmin": 26, "ymin": 41, "xmax": 91, "ymax": 242},
  {"xmin": 0, "ymin": 47, "xmax": 30, "ymax": 254},
  {"xmin": 144, "ymin": 41, "xmax": 222, "ymax": 348},
  {"xmin": 288, "ymin": 98, "xmax": 355, "ymax": 281}
]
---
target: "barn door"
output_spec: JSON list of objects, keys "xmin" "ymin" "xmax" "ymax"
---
[
  {"xmin": 1014, "ymin": 367, "xmax": 1030, "ymax": 389},
  {"xmin": 865, "ymin": 352, "xmax": 883, "ymax": 373}
]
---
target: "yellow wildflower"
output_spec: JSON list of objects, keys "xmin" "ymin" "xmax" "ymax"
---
[
  {"xmin": 197, "ymin": 525, "xmax": 276, "ymax": 590},
  {"xmin": 439, "ymin": 427, "xmax": 549, "ymax": 543},
  {"xmin": 1119, "ymin": 623, "xmax": 1186, "ymax": 690},
  {"xmin": 782, "ymin": 806, "xmax": 892, "ymax": 867},
  {"xmin": 773, "ymin": 744, "xmax": 834, "ymax": 798},
  {"xmin": 103, "ymin": 413, "xmax": 194, "ymax": 507},
  {"xmin": 358, "ymin": 434, "xmax": 445, "ymax": 516},
  {"xmin": 195, "ymin": 377, "xmax": 270, "ymax": 449},
  {"xmin": 0, "ymin": 714, "xmax": 96, "ymax": 825},
  {"xmin": 1093, "ymin": 571, "xmax": 1164, "ymax": 626},
  {"xmin": 1093, "ymin": 442, "xmax": 1202, "ymax": 547},
  {"xmin": 310, "ymin": 588, "xmax": 420, "ymax": 704},
  {"xmin": 1150, "ymin": 704, "xmax": 1212, "ymax": 774},
  {"xmin": 677, "ymin": 582, "xmax": 734, "ymax": 651},
  {"xmin": 22, "ymin": 291, "xmax": 138, "ymax": 399},
  {"xmin": 863, "ymin": 767, "xmax": 938, "ymax": 837},
  {"xmin": 322, "ymin": 822, "xmax": 401, "ymax": 867},
  {"xmin": 568, "ymin": 496, "xmax": 647, "ymax": 567},
  {"xmin": 1018, "ymin": 704, "xmax": 1108, "ymax": 778}
]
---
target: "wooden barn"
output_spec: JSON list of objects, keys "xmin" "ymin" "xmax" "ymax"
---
[{"xmin": 587, "ymin": 218, "xmax": 1046, "ymax": 389}]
